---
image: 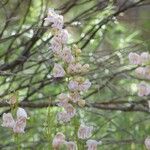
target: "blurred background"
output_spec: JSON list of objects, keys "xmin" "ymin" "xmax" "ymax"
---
[{"xmin": 0, "ymin": 0, "xmax": 150, "ymax": 149}]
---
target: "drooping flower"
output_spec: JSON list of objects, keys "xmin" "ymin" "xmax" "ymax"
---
[
  {"xmin": 13, "ymin": 117, "xmax": 26, "ymax": 133},
  {"xmin": 57, "ymin": 93, "xmax": 70, "ymax": 107},
  {"xmin": 141, "ymin": 52, "xmax": 150, "ymax": 64},
  {"xmin": 52, "ymin": 132, "xmax": 65, "ymax": 149},
  {"xmin": 137, "ymin": 82, "xmax": 150, "ymax": 97},
  {"xmin": 17, "ymin": 107, "xmax": 28, "ymax": 119},
  {"xmin": 65, "ymin": 141, "xmax": 77, "ymax": 150},
  {"xmin": 57, "ymin": 111, "xmax": 71, "ymax": 123},
  {"xmin": 145, "ymin": 136, "xmax": 150, "ymax": 150},
  {"xmin": 128, "ymin": 52, "xmax": 141, "ymax": 65},
  {"xmin": 86, "ymin": 140, "xmax": 102, "ymax": 150},
  {"xmin": 53, "ymin": 63, "xmax": 66, "ymax": 78},
  {"xmin": 78, "ymin": 124, "xmax": 93, "ymax": 139},
  {"xmin": 2, "ymin": 113, "xmax": 15, "ymax": 128}
]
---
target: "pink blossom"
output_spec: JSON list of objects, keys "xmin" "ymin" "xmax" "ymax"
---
[
  {"xmin": 53, "ymin": 63, "xmax": 66, "ymax": 78},
  {"xmin": 65, "ymin": 141, "xmax": 77, "ymax": 150},
  {"xmin": 61, "ymin": 47, "xmax": 75, "ymax": 63},
  {"xmin": 57, "ymin": 111, "xmax": 71, "ymax": 123},
  {"xmin": 145, "ymin": 137, "xmax": 150, "ymax": 150},
  {"xmin": 57, "ymin": 93, "xmax": 70, "ymax": 107},
  {"xmin": 17, "ymin": 107, "xmax": 28, "ymax": 119},
  {"xmin": 64, "ymin": 104, "xmax": 76, "ymax": 118},
  {"xmin": 141, "ymin": 52, "xmax": 150, "ymax": 64},
  {"xmin": 2, "ymin": 113, "xmax": 15, "ymax": 128},
  {"xmin": 68, "ymin": 80, "xmax": 79, "ymax": 91},
  {"xmin": 45, "ymin": 9, "xmax": 63, "ymax": 30},
  {"xmin": 57, "ymin": 29, "xmax": 69, "ymax": 44},
  {"xmin": 52, "ymin": 132, "xmax": 65, "ymax": 149},
  {"xmin": 144, "ymin": 66, "xmax": 150, "ymax": 79},
  {"xmin": 50, "ymin": 38, "xmax": 62, "ymax": 56},
  {"xmin": 79, "ymin": 79, "xmax": 91, "ymax": 92},
  {"xmin": 86, "ymin": 140, "xmax": 102, "ymax": 150},
  {"xmin": 128, "ymin": 52, "xmax": 141, "ymax": 65},
  {"xmin": 78, "ymin": 125, "xmax": 93, "ymax": 139},
  {"xmin": 135, "ymin": 67, "xmax": 145, "ymax": 77},
  {"xmin": 137, "ymin": 82, "xmax": 150, "ymax": 97},
  {"xmin": 13, "ymin": 117, "xmax": 26, "ymax": 133}
]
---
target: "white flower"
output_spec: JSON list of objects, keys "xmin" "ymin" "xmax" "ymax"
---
[
  {"xmin": 17, "ymin": 107, "xmax": 28, "ymax": 119},
  {"xmin": 86, "ymin": 140, "xmax": 102, "ymax": 150},
  {"xmin": 68, "ymin": 80, "xmax": 79, "ymax": 91},
  {"xmin": 137, "ymin": 82, "xmax": 150, "ymax": 97},
  {"xmin": 128, "ymin": 52, "xmax": 141, "ymax": 65},
  {"xmin": 79, "ymin": 79, "xmax": 91, "ymax": 92},
  {"xmin": 13, "ymin": 117, "xmax": 26, "ymax": 133},
  {"xmin": 52, "ymin": 132, "xmax": 65, "ymax": 149},
  {"xmin": 141, "ymin": 52, "xmax": 150, "ymax": 64},
  {"xmin": 78, "ymin": 124, "xmax": 93, "ymax": 139},
  {"xmin": 57, "ymin": 111, "xmax": 71, "ymax": 123},
  {"xmin": 57, "ymin": 93, "xmax": 70, "ymax": 107},
  {"xmin": 53, "ymin": 63, "xmax": 66, "ymax": 78},
  {"xmin": 65, "ymin": 141, "xmax": 77, "ymax": 150},
  {"xmin": 2, "ymin": 113, "xmax": 15, "ymax": 128}
]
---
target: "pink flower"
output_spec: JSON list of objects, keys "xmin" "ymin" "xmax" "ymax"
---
[
  {"xmin": 64, "ymin": 104, "xmax": 76, "ymax": 118},
  {"xmin": 57, "ymin": 111, "xmax": 71, "ymax": 123},
  {"xmin": 79, "ymin": 79, "xmax": 91, "ymax": 92},
  {"xmin": 13, "ymin": 117, "xmax": 26, "ymax": 133},
  {"xmin": 137, "ymin": 82, "xmax": 150, "ymax": 97},
  {"xmin": 141, "ymin": 52, "xmax": 150, "ymax": 64},
  {"xmin": 52, "ymin": 132, "xmax": 65, "ymax": 149},
  {"xmin": 68, "ymin": 80, "xmax": 79, "ymax": 91},
  {"xmin": 57, "ymin": 93, "xmax": 70, "ymax": 107},
  {"xmin": 51, "ymin": 37, "xmax": 62, "ymax": 55},
  {"xmin": 2, "ymin": 113, "xmax": 15, "ymax": 128},
  {"xmin": 57, "ymin": 29, "xmax": 69, "ymax": 44},
  {"xmin": 17, "ymin": 107, "xmax": 28, "ymax": 119},
  {"xmin": 61, "ymin": 47, "xmax": 75, "ymax": 63},
  {"xmin": 135, "ymin": 67, "xmax": 145, "ymax": 77},
  {"xmin": 45, "ymin": 9, "xmax": 63, "ymax": 30},
  {"xmin": 78, "ymin": 125, "xmax": 93, "ymax": 139},
  {"xmin": 128, "ymin": 52, "xmax": 141, "ymax": 65},
  {"xmin": 86, "ymin": 140, "xmax": 102, "ymax": 150},
  {"xmin": 144, "ymin": 67, "xmax": 150, "ymax": 79},
  {"xmin": 69, "ymin": 92, "xmax": 80, "ymax": 103},
  {"xmin": 53, "ymin": 63, "xmax": 66, "ymax": 78},
  {"xmin": 145, "ymin": 137, "xmax": 150, "ymax": 150},
  {"xmin": 65, "ymin": 141, "xmax": 77, "ymax": 150}
]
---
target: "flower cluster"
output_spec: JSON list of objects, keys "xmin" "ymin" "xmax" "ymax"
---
[
  {"xmin": 128, "ymin": 52, "xmax": 150, "ymax": 97},
  {"xmin": 2, "ymin": 107, "xmax": 27, "ymax": 133},
  {"xmin": 45, "ymin": 9, "xmax": 101, "ymax": 150}
]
